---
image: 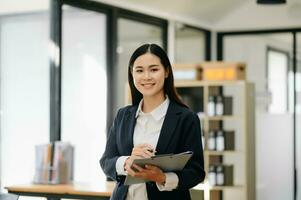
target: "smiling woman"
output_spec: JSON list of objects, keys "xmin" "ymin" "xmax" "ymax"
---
[{"xmin": 100, "ymin": 44, "xmax": 205, "ymax": 200}]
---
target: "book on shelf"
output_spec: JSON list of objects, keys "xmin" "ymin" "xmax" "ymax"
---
[{"xmin": 33, "ymin": 142, "xmax": 74, "ymax": 184}]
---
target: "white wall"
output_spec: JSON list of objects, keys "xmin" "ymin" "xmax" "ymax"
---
[
  {"xmin": 215, "ymin": 0, "xmax": 301, "ymax": 31},
  {"xmin": 0, "ymin": 0, "xmax": 49, "ymax": 15}
]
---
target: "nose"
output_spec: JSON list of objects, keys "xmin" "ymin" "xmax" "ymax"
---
[{"xmin": 143, "ymin": 71, "xmax": 151, "ymax": 79}]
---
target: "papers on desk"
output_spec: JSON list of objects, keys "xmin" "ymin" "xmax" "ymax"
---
[
  {"xmin": 124, "ymin": 151, "xmax": 193, "ymax": 185},
  {"xmin": 33, "ymin": 142, "xmax": 74, "ymax": 184}
]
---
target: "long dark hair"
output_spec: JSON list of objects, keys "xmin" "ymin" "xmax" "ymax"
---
[{"xmin": 128, "ymin": 43, "xmax": 187, "ymax": 108}]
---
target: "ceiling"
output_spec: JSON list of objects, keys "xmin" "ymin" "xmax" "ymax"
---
[
  {"xmin": 0, "ymin": 0, "xmax": 301, "ymax": 30},
  {"xmin": 96, "ymin": 0, "xmax": 301, "ymax": 29},
  {"xmin": 95, "ymin": 0, "xmax": 249, "ymax": 28},
  {"xmin": 123, "ymin": 0, "xmax": 248, "ymax": 24}
]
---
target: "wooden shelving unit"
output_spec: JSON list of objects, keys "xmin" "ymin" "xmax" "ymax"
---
[{"xmin": 175, "ymin": 80, "xmax": 255, "ymax": 200}]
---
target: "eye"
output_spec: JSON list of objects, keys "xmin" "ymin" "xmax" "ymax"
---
[
  {"xmin": 135, "ymin": 69, "xmax": 143, "ymax": 73},
  {"xmin": 150, "ymin": 68, "xmax": 159, "ymax": 72}
]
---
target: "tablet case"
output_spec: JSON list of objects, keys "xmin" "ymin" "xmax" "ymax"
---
[{"xmin": 124, "ymin": 151, "xmax": 193, "ymax": 185}]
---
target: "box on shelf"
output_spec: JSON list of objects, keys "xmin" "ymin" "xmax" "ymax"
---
[
  {"xmin": 223, "ymin": 165, "xmax": 234, "ymax": 185},
  {"xmin": 200, "ymin": 62, "xmax": 246, "ymax": 81},
  {"xmin": 172, "ymin": 63, "xmax": 202, "ymax": 80},
  {"xmin": 224, "ymin": 131, "xmax": 235, "ymax": 150},
  {"xmin": 223, "ymin": 96, "xmax": 233, "ymax": 115}
]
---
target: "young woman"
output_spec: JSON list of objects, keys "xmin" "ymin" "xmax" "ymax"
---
[{"xmin": 100, "ymin": 44, "xmax": 205, "ymax": 200}]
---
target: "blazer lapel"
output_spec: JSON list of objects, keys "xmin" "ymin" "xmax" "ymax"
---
[
  {"xmin": 122, "ymin": 106, "xmax": 137, "ymax": 155},
  {"xmin": 156, "ymin": 101, "xmax": 182, "ymax": 154}
]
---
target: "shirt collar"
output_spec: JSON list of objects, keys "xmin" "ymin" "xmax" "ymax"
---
[{"xmin": 135, "ymin": 96, "xmax": 170, "ymax": 121}]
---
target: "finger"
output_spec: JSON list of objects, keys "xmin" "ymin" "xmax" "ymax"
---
[
  {"xmin": 132, "ymin": 144, "xmax": 155, "ymax": 155},
  {"xmin": 141, "ymin": 151, "xmax": 153, "ymax": 158},
  {"xmin": 134, "ymin": 171, "xmax": 148, "ymax": 179},
  {"xmin": 145, "ymin": 165, "xmax": 160, "ymax": 171},
  {"xmin": 142, "ymin": 145, "xmax": 155, "ymax": 152},
  {"xmin": 125, "ymin": 163, "xmax": 136, "ymax": 176},
  {"xmin": 132, "ymin": 148, "xmax": 142, "ymax": 155},
  {"xmin": 133, "ymin": 148, "xmax": 152, "ymax": 158},
  {"xmin": 125, "ymin": 157, "xmax": 134, "ymax": 165},
  {"xmin": 132, "ymin": 147, "xmax": 150, "ymax": 157},
  {"xmin": 132, "ymin": 164, "xmax": 144, "ymax": 172},
  {"xmin": 136, "ymin": 143, "xmax": 153, "ymax": 148},
  {"xmin": 137, "ymin": 143, "xmax": 155, "ymax": 151},
  {"xmin": 131, "ymin": 150, "xmax": 145, "ymax": 158},
  {"xmin": 126, "ymin": 157, "xmax": 142, "ymax": 171},
  {"xmin": 126, "ymin": 167, "xmax": 136, "ymax": 176}
]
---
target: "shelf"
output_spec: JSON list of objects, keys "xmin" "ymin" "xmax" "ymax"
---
[
  {"xmin": 209, "ymin": 185, "xmax": 244, "ymax": 190},
  {"xmin": 173, "ymin": 78, "xmax": 255, "ymax": 200},
  {"xmin": 204, "ymin": 150, "xmax": 242, "ymax": 155},
  {"xmin": 204, "ymin": 116, "xmax": 241, "ymax": 121},
  {"xmin": 192, "ymin": 183, "xmax": 244, "ymax": 191},
  {"xmin": 175, "ymin": 80, "xmax": 205, "ymax": 87},
  {"xmin": 174, "ymin": 80, "xmax": 247, "ymax": 88}
]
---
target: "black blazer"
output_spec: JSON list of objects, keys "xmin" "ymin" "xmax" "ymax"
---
[{"xmin": 100, "ymin": 101, "xmax": 205, "ymax": 200}]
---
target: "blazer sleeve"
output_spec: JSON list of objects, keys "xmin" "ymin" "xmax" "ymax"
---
[
  {"xmin": 175, "ymin": 112, "xmax": 206, "ymax": 189},
  {"xmin": 99, "ymin": 109, "xmax": 122, "ymax": 181}
]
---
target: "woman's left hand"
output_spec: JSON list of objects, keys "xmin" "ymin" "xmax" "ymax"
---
[{"xmin": 128, "ymin": 164, "xmax": 166, "ymax": 185}]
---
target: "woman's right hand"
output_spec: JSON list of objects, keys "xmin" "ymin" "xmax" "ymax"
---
[
  {"xmin": 131, "ymin": 143, "xmax": 155, "ymax": 158},
  {"xmin": 124, "ymin": 143, "xmax": 155, "ymax": 175}
]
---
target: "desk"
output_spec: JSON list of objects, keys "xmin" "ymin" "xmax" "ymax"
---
[{"xmin": 5, "ymin": 181, "xmax": 115, "ymax": 200}]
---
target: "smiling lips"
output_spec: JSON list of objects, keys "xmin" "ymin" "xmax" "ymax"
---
[{"xmin": 141, "ymin": 83, "xmax": 155, "ymax": 88}]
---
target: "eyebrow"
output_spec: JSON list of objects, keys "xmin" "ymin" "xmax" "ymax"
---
[{"xmin": 134, "ymin": 64, "xmax": 159, "ymax": 68}]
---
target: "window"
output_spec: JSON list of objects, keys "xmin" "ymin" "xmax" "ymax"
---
[
  {"xmin": 0, "ymin": 13, "xmax": 50, "ymax": 188},
  {"xmin": 61, "ymin": 6, "xmax": 107, "ymax": 184},
  {"xmin": 175, "ymin": 23, "xmax": 207, "ymax": 63},
  {"xmin": 267, "ymin": 48, "xmax": 289, "ymax": 114},
  {"xmin": 115, "ymin": 17, "xmax": 165, "ymax": 111}
]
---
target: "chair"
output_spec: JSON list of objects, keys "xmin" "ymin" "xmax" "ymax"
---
[{"xmin": 0, "ymin": 193, "xmax": 19, "ymax": 200}]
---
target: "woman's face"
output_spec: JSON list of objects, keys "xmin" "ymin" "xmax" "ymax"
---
[{"xmin": 132, "ymin": 53, "xmax": 168, "ymax": 99}]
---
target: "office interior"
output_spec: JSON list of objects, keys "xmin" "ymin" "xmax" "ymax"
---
[{"xmin": 0, "ymin": 0, "xmax": 300, "ymax": 199}]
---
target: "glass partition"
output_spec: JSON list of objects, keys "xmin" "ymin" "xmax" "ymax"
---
[
  {"xmin": 116, "ymin": 18, "xmax": 163, "ymax": 111},
  {"xmin": 175, "ymin": 23, "xmax": 206, "ymax": 63},
  {"xmin": 0, "ymin": 13, "xmax": 50, "ymax": 189},
  {"xmin": 61, "ymin": 5, "xmax": 107, "ymax": 184}
]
